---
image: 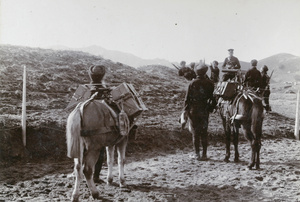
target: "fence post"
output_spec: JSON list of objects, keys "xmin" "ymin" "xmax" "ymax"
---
[
  {"xmin": 295, "ymin": 89, "xmax": 300, "ymax": 140},
  {"xmin": 22, "ymin": 65, "xmax": 27, "ymax": 146}
]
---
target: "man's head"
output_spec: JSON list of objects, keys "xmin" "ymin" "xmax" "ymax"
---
[
  {"xmin": 212, "ymin": 60, "xmax": 218, "ymax": 67},
  {"xmin": 88, "ymin": 64, "xmax": 106, "ymax": 83},
  {"xmin": 228, "ymin": 49, "xmax": 234, "ymax": 57},
  {"xmin": 189, "ymin": 62, "xmax": 196, "ymax": 69},
  {"xmin": 180, "ymin": 61, "xmax": 186, "ymax": 67},
  {"xmin": 195, "ymin": 64, "xmax": 208, "ymax": 76},
  {"xmin": 261, "ymin": 65, "xmax": 268, "ymax": 72},
  {"xmin": 251, "ymin": 59, "xmax": 258, "ymax": 67}
]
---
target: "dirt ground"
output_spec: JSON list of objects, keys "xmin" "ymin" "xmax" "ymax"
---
[
  {"xmin": 0, "ymin": 137, "xmax": 299, "ymax": 202},
  {"xmin": 0, "ymin": 110, "xmax": 299, "ymax": 202}
]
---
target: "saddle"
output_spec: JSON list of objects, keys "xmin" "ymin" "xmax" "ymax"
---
[{"xmin": 79, "ymin": 96, "xmax": 120, "ymax": 136}]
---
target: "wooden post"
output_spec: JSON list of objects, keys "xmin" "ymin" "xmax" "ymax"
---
[
  {"xmin": 295, "ymin": 89, "xmax": 300, "ymax": 140},
  {"xmin": 22, "ymin": 65, "xmax": 27, "ymax": 146}
]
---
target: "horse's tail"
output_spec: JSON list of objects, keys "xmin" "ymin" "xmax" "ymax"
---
[
  {"xmin": 251, "ymin": 98, "xmax": 264, "ymax": 138},
  {"xmin": 66, "ymin": 106, "xmax": 83, "ymax": 159}
]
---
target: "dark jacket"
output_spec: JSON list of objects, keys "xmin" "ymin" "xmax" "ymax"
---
[
  {"xmin": 244, "ymin": 67, "xmax": 262, "ymax": 89},
  {"xmin": 209, "ymin": 66, "xmax": 220, "ymax": 83},
  {"xmin": 184, "ymin": 75, "xmax": 216, "ymax": 112},
  {"xmin": 261, "ymin": 72, "xmax": 270, "ymax": 89},
  {"xmin": 222, "ymin": 56, "xmax": 241, "ymax": 69}
]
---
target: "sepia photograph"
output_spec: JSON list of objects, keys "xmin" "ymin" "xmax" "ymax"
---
[{"xmin": 0, "ymin": 0, "xmax": 300, "ymax": 201}]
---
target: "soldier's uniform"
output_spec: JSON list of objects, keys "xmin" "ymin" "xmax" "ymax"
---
[
  {"xmin": 184, "ymin": 64, "xmax": 216, "ymax": 160},
  {"xmin": 260, "ymin": 65, "xmax": 271, "ymax": 111},
  {"xmin": 222, "ymin": 49, "xmax": 241, "ymax": 81},
  {"xmin": 210, "ymin": 61, "xmax": 220, "ymax": 84},
  {"xmin": 244, "ymin": 59, "xmax": 262, "ymax": 89}
]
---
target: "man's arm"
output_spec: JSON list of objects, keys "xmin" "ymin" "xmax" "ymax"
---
[
  {"xmin": 234, "ymin": 57, "xmax": 241, "ymax": 69},
  {"xmin": 184, "ymin": 84, "xmax": 191, "ymax": 111},
  {"xmin": 222, "ymin": 58, "xmax": 227, "ymax": 68}
]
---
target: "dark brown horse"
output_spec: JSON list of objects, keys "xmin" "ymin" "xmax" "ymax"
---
[
  {"xmin": 219, "ymin": 88, "xmax": 264, "ymax": 169},
  {"xmin": 66, "ymin": 98, "xmax": 131, "ymax": 201}
]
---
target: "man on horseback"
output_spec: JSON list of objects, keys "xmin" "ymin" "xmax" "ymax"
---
[
  {"xmin": 244, "ymin": 59, "xmax": 262, "ymax": 90},
  {"xmin": 222, "ymin": 49, "xmax": 241, "ymax": 81},
  {"xmin": 260, "ymin": 65, "xmax": 272, "ymax": 112},
  {"xmin": 184, "ymin": 64, "xmax": 216, "ymax": 161}
]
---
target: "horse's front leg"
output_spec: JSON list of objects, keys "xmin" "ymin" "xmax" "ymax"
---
[
  {"xmin": 233, "ymin": 123, "xmax": 240, "ymax": 162},
  {"xmin": 83, "ymin": 150, "xmax": 101, "ymax": 199},
  {"xmin": 116, "ymin": 137, "xmax": 128, "ymax": 187},
  {"xmin": 249, "ymin": 139, "xmax": 257, "ymax": 170},
  {"xmin": 106, "ymin": 145, "xmax": 115, "ymax": 185},
  {"xmin": 255, "ymin": 139, "xmax": 261, "ymax": 170},
  {"xmin": 71, "ymin": 158, "xmax": 82, "ymax": 202}
]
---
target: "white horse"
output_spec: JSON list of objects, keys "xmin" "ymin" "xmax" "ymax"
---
[{"xmin": 66, "ymin": 99, "xmax": 131, "ymax": 201}]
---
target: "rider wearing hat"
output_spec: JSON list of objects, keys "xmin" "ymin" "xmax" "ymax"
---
[
  {"xmin": 222, "ymin": 49, "xmax": 241, "ymax": 81},
  {"xmin": 184, "ymin": 64, "xmax": 216, "ymax": 161},
  {"xmin": 260, "ymin": 65, "xmax": 271, "ymax": 112}
]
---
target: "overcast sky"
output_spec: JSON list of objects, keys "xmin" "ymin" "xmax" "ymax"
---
[{"xmin": 1, "ymin": 0, "xmax": 300, "ymax": 63}]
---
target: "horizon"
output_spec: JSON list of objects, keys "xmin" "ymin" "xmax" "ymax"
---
[{"xmin": 1, "ymin": 0, "xmax": 300, "ymax": 64}]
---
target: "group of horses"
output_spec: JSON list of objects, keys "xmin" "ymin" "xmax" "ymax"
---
[{"xmin": 65, "ymin": 66, "xmax": 264, "ymax": 201}]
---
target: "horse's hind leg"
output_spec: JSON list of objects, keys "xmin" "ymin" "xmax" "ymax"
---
[
  {"xmin": 71, "ymin": 158, "xmax": 83, "ymax": 202},
  {"xmin": 94, "ymin": 147, "xmax": 105, "ymax": 183},
  {"xmin": 224, "ymin": 121, "xmax": 231, "ymax": 162},
  {"xmin": 116, "ymin": 138, "xmax": 128, "ymax": 187},
  {"xmin": 233, "ymin": 123, "xmax": 239, "ymax": 162},
  {"xmin": 83, "ymin": 149, "xmax": 101, "ymax": 199},
  {"xmin": 106, "ymin": 145, "xmax": 115, "ymax": 185}
]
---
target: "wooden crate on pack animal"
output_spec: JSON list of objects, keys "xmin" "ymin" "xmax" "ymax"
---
[
  {"xmin": 214, "ymin": 82, "xmax": 239, "ymax": 100},
  {"xmin": 111, "ymin": 83, "xmax": 148, "ymax": 118}
]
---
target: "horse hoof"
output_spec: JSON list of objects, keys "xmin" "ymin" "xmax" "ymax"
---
[
  {"xmin": 234, "ymin": 158, "xmax": 239, "ymax": 163},
  {"xmin": 92, "ymin": 191, "xmax": 101, "ymax": 199},
  {"xmin": 256, "ymin": 166, "xmax": 260, "ymax": 170},
  {"xmin": 200, "ymin": 156, "xmax": 208, "ymax": 161},
  {"xmin": 71, "ymin": 194, "xmax": 80, "ymax": 202},
  {"xmin": 107, "ymin": 178, "xmax": 113, "ymax": 185},
  {"xmin": 120, "ymin": 183, "xmax": 127, "ymax": 188},
  {"xmin": 224, "ymin": 158, "xmax": 230, "ymax": 163},
  {"xmin": 190, "ymin": 154, "xmax": 201, "ymax": 160},
  {"xmin": 94, "ymin": 178, "xmax": 105, "ymax": 184},
  {"xmin": 248, "ymin": 166, "xmax": 253, "ymax": 170}
]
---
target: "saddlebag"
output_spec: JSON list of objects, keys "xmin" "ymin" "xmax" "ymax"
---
[
  {"xmin": 111, "ymin": 83, "xmax": 148, "ymax": 118},
  {"xmin": 214, "ymin": 81, "xmax": 238, "ymax": 100}
]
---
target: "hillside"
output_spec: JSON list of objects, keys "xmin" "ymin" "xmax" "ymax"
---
[
  {"xmin": 259, "ymin": 53, "xmax": 300, "ymax": 82},
  {"xmin": 0, "ymin": 45, "xmax": 296, "ymax": 163},
  {"xmin": 51, "ymin": 45, "xmax": 173, "ymax": 68},
  {"xmin": 0, "ymin": 44, "xmax": 191, "ymax": 161}
]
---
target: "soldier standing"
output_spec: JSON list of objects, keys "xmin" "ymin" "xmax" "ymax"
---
[
  {"xmin": 184, "ymin": 64, "xmax": 216, "ymax": 161},
  {"xmin": 209, "ymin": 60, "xmax": 220, "ymax": 84},
  {"xmin": 244, "ymin": 59, "xmax": 262, "ymax": 90},
  {"xmin": 222, "ymin": 49, "xmax": 241, "ymax": 81},
  {"xmin": 260, "ymin": 65, "xmax": 272, "ymax": 112}
]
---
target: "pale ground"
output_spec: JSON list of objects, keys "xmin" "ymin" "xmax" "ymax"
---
[
  {"xmin": 0, "ymin": 138, "xmax": 299, "ymax": 201},
  {"xmin": 0, "ymin": 84, "xmax": 300, "ymax": 201}
]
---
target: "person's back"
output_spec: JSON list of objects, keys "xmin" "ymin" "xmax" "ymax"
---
[
  {"xmin": 210, "ymin": 61, "xmax": 220, "ymax": 84},
  {"xmin": 244, "ymin": 59, "xmax": 262, "ymax": 89},
  {"xmin": 184, "ymin": 64, "xmax": 216, "ymax": 161},
  {"xmin": 261, "ymin": 65, "xmax": 270, "ymax": 89},
  {"xmin": 260, "ymin": 65, "xmax": 271, "ymax": 112}
]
